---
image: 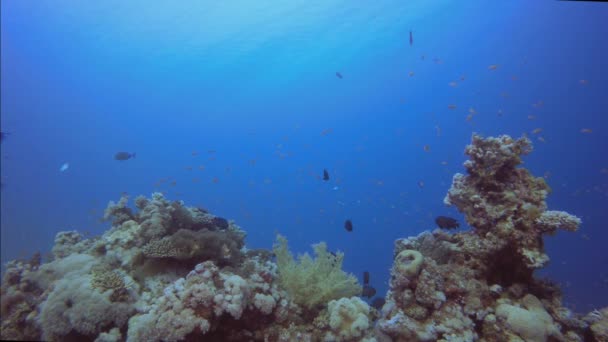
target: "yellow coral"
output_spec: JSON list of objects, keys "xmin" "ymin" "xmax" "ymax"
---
[{"xmin": 273, "ymin": 235, "xmax": 361, "ymax": 310}]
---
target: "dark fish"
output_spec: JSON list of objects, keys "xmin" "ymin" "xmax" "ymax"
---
[
  {"xmin": 409, "ymin": 30, "xmax": 413, "ymax": 46},
  {"xmin": 362, "ymin": 285, "xmax": 376, "ymax": 298},
  {"xmin": 212, "ymin": 216, "xmax": 229, "ymax": 230},
  {"xmin": 0, "ymin": 131, "xmax": 9, "ymax": 142},
  {"xmin": 335, "ymin": 72, "xmax": 343, "ymax": 79},
  {"xmin": 323, "ymin": 169, "xmax": 330, "ymax": 181},
  {"xmin": 344, "ymin": 219, "xmax": 353, "ymax": 232},
  {"xmin": 435, "ymin": 216, "xmax": 460, "ymax": 229},
  {"xmin": 363, "ymin": 271, "xmax": 370, "ymax": 285},
  {"xmin": 371, "ymin": 297, "xmax": 386, "ymax": 310},
  {"xmin": 114, "ymin": 152, "xmax": 136, "ymax": 161}
]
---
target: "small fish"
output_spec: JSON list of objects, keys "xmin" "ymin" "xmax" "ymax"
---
[
  {"xmin": 212, "ymin": 177, "xmax": 220, "ymax": 184},
  {"xmin": 448, "ymin": 81, "xmax": 458, "ymax": 87},
  {"xmin": 336, "ymin": 72, "xmax": 343, "ymax": 79},
  {"xmin": 409, "ymin": 30, "xmax": 413, "ymax": 46},
  {"xmin": 418, "ymin": 180, "xmax": 424, "ymax": 188},
  {"xmin": 344, "ymin": 219, "xmax": 353, "ymax": 232},
  {"xmin": 114, "ymin": 152, "xmax": 136, "ymax": 161},
  {"xmin": 408, "ymin": 71, "xmax": 415, "ymax": 77},
  {"xmin": 321, "ymin": 128, "xmax": 333, "ymax": 136},
  {"xmin": 332, "ymin": 186, "xmax": 339, "ymax": 191},
  {"xmin": 363, "ymin": 271, "xmax": 370, "ymax": 285},
  {"xmin": 423, "ymin": 145, "xmax": 430, "ymax": 152},
  {"xmin": 528, "ymin": 115, "xmax": 536, "ymax": 120},
  {"xmin": 488, "ymin": 64, "xmax": 499, "ymax": 70},
  {"xmin": 0, "ymin": 131, "xmax": 9, "ymax": 142},
  {"xmin": 581, "ymin": 128, "xmax": 592, "ymax": 134},
  {"xmin": 59, "ymin": 163, "xmax": 69, "ymax": 172},
  {"xmin": 192, "ymin": 151, "xmax": 199, "ymax": 156},
  {"xmin": 579, "ymin": 79, "xmax": 588, "ymax": 85},
  {"xmin": 532, "ymin": 100, "xmax": 544, "ymax": 108},
  {"xmin": 435, "ymin": 216, "xmax": 459, "ymax": 229},
  {"xmin": 532, "ymin": 128, "xmax": 543, "ymax": 135},
  {"xmin": 362, "ymin": 285, "xmax": 376, "ymax": 298},
  {"xmin": 323, "ymin": 169, "xmax": 330, "ymax": 181},
  {"xmin": 447, "ymin": 104, "xmax": 457, "ymax": 110}
]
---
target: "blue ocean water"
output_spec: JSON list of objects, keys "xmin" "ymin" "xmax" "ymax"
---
[{"xmin": 1, "ymin": 0, "xmax": 606, "ymax": 313}]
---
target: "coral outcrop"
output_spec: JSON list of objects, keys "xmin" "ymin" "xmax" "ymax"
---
[{"xmin": 376, "ymin": 134, "xmax": 604, "ymax": 341}]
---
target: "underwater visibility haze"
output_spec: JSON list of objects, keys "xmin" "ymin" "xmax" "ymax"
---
[{"xmin": 1, "ymin": 0, "xmax": 608, "ymax": 340}]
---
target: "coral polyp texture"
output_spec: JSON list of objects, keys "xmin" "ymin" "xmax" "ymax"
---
[{"xmin": 1, "ymin": 135, "xmax": 606, "ymax": 341}]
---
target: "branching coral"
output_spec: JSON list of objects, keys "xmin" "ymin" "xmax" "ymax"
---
[{"xmin": 273, "ymin": 234, "xmax": 361, "ymax": 311}]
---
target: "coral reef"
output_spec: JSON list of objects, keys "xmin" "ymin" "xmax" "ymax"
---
[
  {"xmin": 376, "ymin": 134, "xmax": 603, "ymax": 341},
  {"xmin": 1, "ymin": 193, "xmax": 368, "ymax": 341},
  {"xmin": 2, "ymin": 135, "xmax": 606, "ymax": 342}
]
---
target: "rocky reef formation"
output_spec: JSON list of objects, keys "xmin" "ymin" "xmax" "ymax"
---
[
  {"xmin": 1, "ymin": 134, "xmax": 606, "ymax": 341},
  {"xmin": 375, "ymin": 134, "xmax": 606, "ymax": 341},
  {"xmin": 1, "ymin": 193, "xmax": 373, "ymax": 341}
]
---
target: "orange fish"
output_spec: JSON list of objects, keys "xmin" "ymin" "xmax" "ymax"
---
[
  {"xmin": 468, "ymin": 107, "xmax": 477, "ymax": 115},
  {"xmin": 199, "ymin": 165, "xmax": 206, "ymax": 170},
  {"xmin": 581, "ymin": 128, "xmax": 592, "ymax": 134},
  {"xmin": 212, "ymin": 177, "xmax": 220, "ymax": 184},
  {"xmin": 466, "ymin": 114, "xmax": 473, "ymax": 122},
  {"xmin": 170, "ymin": 181, "xmax": 177, "ymax": 186},
  {"xmin": 488, "ymin": 64, "xmax": 499, "ymax": 70}
]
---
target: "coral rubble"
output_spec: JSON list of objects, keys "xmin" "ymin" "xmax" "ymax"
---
[{"xmin": 1, "ymin": 134, "xmax": 606, "ymax": 341}]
